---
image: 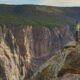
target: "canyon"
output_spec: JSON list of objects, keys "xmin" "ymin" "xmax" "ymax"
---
[
  {"xmin": 0, "ymin": 5, "xmax": 80, "ymax": 80},
  {"xmin": 0, "ymin": 24, "xmax": 76, "ymax": 80}
]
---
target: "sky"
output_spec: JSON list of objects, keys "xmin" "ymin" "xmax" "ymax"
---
[{"xmin": 0, "ymin": 0, "xmax": 80, "ymax": 7}]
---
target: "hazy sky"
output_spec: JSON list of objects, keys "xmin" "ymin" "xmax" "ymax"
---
[{"xmin": 0, "ymin": 0, "xmax": 80, "ymax": 6}]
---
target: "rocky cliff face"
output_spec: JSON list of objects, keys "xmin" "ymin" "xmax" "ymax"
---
[{"xmin": 0, "ymin": 24, "xmax": 74, "ymax": 80}]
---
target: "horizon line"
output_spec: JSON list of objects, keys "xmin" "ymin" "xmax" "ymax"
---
[{"xmin": 0, "ymin": 3, "xmax": 80, "ymax": 7}]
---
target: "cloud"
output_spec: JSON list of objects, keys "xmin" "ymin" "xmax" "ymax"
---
[
  {"xmin": 39, "ymin": 0, "xmax": 80, "ymax": 6},
  {"xmin": 0, "ymin": 0, "xmax": 29, "ymax": 4},
  {"xmin": 0, "ymin": 0, "xmax": 80, "ymax": 6}
]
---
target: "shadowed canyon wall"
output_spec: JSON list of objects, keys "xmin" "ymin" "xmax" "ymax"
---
[{"xmin": 0, "ymin": 24, "xmax": 74, "ymax": 80}]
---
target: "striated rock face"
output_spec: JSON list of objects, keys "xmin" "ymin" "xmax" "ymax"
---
[{"xmin": 0, "ymin": 24, "xmax": 74, "ymax": 80}]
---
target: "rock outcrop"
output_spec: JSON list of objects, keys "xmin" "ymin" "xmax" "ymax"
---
[
  {"xmin": 0, "ymin": 24, "xmax": 74, "ymax": 80},
  {"xmin": 30, "ymin": 42, "xmax": 80, "ymax": 80}
]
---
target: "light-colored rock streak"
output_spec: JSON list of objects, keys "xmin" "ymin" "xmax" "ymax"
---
[{"xmin": 0, "ymin": 39, "xmax": 20, "ymax": 80}]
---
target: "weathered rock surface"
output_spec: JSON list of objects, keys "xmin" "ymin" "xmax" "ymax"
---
[
  {"xmin": 0, "ymin": 24, "xmax": 74, "ymax": 80},
  {"xmin": 30, "ymin": 45, "xmax": 75, "ymax": 80},
  {"xmin": 30, "ymin": 42, "xmax": 80, "ymax": 80},
  {"xmin": 61, "ymin": 73, "xmax": 80, "ymax": 80}
]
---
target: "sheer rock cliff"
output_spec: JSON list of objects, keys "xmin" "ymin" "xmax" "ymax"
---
[{"xmin": 0, "ymin": 24, "xmax": 74, "ymax": 80}]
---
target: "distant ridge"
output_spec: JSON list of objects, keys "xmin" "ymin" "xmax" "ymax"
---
[{"xmin": 0, "ymin": 4, "xmax": 80, "ymax": 25}]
